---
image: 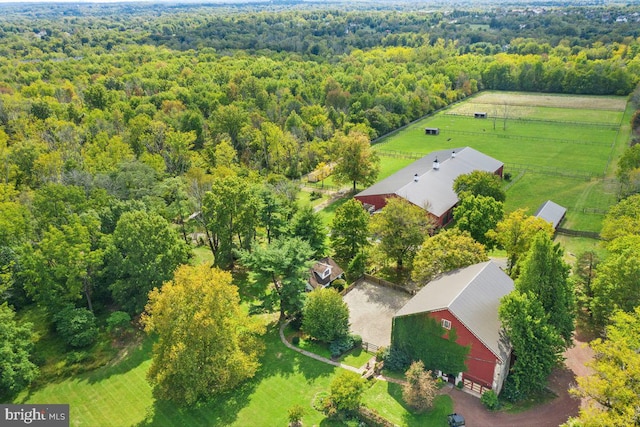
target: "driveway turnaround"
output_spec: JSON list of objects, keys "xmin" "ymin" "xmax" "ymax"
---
[{"xmin": 342, "ymin": 280, "xmax": 412, "ymax": 348}]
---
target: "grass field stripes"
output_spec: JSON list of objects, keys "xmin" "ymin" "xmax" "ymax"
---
[
  {"xmin": 457, "ymin": 102, "xmax": 624, "ymax": 112},
  {"xmin": 443, "ymin": 113, "xmax": 620, "ymax": 129},
  {"xmin": 376, "ymin": 149, "xmax": 425, "ymax": 160},
  {"xmin": 445, "ymin": 129, "xmax": 611, "ymax": 146},
  {"xmin": 505, "ymin": 162, "xmax": 599, "ymax": 180}
]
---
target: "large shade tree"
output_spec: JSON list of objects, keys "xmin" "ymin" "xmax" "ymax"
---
[
  {"xmin": 332, "ymin": 131, "xmax": 380, "ymax": 192},
  {"xmin": 330, "ymin": 198, "xmax": 370, "ymax": 266},
  {"xmin": 369, "ymin": 197, "xmax": 433, "ymax": 270},
  {"xmin": 453, "ymin": 170, "xmax": 505, "ymax": 202},
  {"xmin": 487, "ymin": 209, "xmax": 554, "ymax": 276},
  {"xmin": 240, "ymin": 237, "xmax": 314, "ymax": 320},
  {"xmin": 202, "ymin": 174, "xmax": 259, "ymax": 269},
  {"xmin": 412, "ymin": 228, "xmax": 488, "ymax": 286},
  {"xmin": 590, "ymin": 235, "xmax": 640, "ymax": 328},
  {"xmin": 453, "ymin": 194, "xmax": 503, "ymax": 249},
  {"xmin": 107, "ymin": 210, "xmax": 190, "ymax": 314},
  {"xmin": 143, "ymin": 264, "xmax": 265, "ymax": 407},
  {"xmin": 567, "ymin": 307, "xmax": 640, "ymax": 427}
]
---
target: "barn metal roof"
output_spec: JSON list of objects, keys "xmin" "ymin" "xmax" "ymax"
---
[
  {"xmin": 356, "ymin": 147, "xmax": 503, "ymax": 217},
  {"xmin": 534, "ymin": 200, "xmax": 567, "ymax": 229},
  {"xmin": 394, "ymin": 261, "xmax": 513, "ymax": 362}
]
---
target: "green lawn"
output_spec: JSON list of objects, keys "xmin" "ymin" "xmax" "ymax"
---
[{"xmin": 15, "ymin": 323, "xmax": 451, "ymax": 426}]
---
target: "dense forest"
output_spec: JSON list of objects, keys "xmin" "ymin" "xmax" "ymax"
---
[{"xmin": 1, "ymin": 2, "xmax": 640, "ymax": 420}]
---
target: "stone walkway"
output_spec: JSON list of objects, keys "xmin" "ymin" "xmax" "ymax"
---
[{"xmin": 278, "ymin": 322, "xmax": 406, "ymax": 385}]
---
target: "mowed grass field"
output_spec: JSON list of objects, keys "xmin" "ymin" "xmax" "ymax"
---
[
  {"xmin": 15, "ymin": 323, "xmax": 452, "ymax": 426},
  {"xmin": 373, "ymin": 91, "xmax": 632, "ymax": 232}
]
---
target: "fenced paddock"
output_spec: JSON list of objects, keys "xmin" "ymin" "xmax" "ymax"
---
[{"xmin": 372, "ymin": 91, "xmax": 630, "ymax": 233}]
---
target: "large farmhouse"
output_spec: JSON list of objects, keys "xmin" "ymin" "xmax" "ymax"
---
[
  {"xmin": 354, "ymin": 147, "xmax": 503, "ymax": 227},
  {"xmin": 391, "ymin": 261, "xmax": 513, "ymax": 395}
]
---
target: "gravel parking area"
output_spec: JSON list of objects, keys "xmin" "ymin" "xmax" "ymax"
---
[{"xmin": 342, "ymin": 280, "xmax": 412, "ymax": 348}]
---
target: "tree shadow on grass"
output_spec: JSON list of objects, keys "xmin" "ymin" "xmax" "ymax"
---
[
  {"xmin": 84, "ymin": 336, "xmax": 154, "ymax": 384},
  {"xmin": 386, "ymin": 381, "xmax": 452, "ymax": 427},
  {"xmin": 261, "ymin": 322, "xmax": 335, "ymax": 384},
  {"xmin": 135, "ymin": 379, "xmax": 258, "ymax": 427}
]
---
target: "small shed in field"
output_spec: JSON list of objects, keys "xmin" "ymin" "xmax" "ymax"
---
[
  {"xmin": 425, "ymin": 127, "xmax": 440, "ymax": 135},
  {"xmin": 474, "ymin": 112, "xmax": 487, "ymax": 119},
  {"xmin": 534, "ymin": 200, "xmax": 567, "ymax": 230}
]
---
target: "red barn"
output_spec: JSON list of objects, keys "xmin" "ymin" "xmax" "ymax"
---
[
  {"xmin": 354, "ymin": 147, "xmax": 503, "ymax": 227},
  {"xmin": 391, "ymin": 261, "xmax": 513, "ymax": 395}
]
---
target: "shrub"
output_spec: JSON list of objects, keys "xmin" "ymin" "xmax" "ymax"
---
[
  {"xmin": 402, "ymin": 361, "xmax": 437, "ymax": 413},
  {"xmin": 106, "ymin": 311, "xmax": 131, "ymax": 336},
  {"xmin": 289, "ymin": 313, "xmax": 303, "ymax": 331},
  {"xmin": 54, "ymin": 306, "xmax": 98, "ymax": 348},
  {"xmin": 288, "ymin": 404, "xmax": 306, "ymax": 426},
  {"xmin": 291, "ymin": 336, "xmax": 300, "ymax": 346},
  {"xmin": 504, "ymin": 172, "xmax": 512, "ymax": 181},
  {"xmin": 500, "ymin": 375, "xmax": 524, "ymax": 402},
  {"xmin": 309, "ymin": 191, "xmax": 322, "ymax": 201},
  {"xmin": 351, "ymin": 334, "xmax": 363, "ymax": 348},
  {"xmin": 481, "ymin": 389, "xmax": 500, "ymax": 410},
  {"xmin": 330, "ymin": 335, "xmax": 354, "ymax": 358},
  {"xmin": 383, "ymin": 347, "xmax": 411, "ymax": 372},
  {"xmin": 303, "ymin": 288, "xmax": 349, "ymax": 343},
  {"xmin": 332, "ymin": 278, "xmax": 347, "ymax": 292}
]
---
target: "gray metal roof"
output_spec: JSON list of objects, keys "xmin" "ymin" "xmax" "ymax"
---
[
  {"xmin": 534, "ymin": 200, "xmax": 567, "ymax": 229},
  {"xmin": 394, "ymin": 261, "xmax": 514, "ymax": 362},
  {"xmin": 356, "ymin": 147, "xmax": 503, "ymax": 217}
]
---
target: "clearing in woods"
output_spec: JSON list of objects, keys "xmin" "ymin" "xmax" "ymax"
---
[{"xmin": 372, "ymin": 91, "xmax": 630, "ymax": 234}]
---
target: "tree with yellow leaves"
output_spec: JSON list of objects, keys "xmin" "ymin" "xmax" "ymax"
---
[{"xmin": 143, "ymin": 264, "xmax": 265, "ymax": 406}]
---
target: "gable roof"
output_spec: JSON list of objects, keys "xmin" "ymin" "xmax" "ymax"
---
[
  {"xmin": 308, "ymin": 257, "xmax": 344, "ymax": 290},
  {"xmin": 395, "ymin": 261, "xmax": 513, "ymax": 362},
  {"xmin": 355, "ymin": 147, "xmax": 503, "ymax": 217},
  {"xmin": 534, "ymin": 200, "xmax": 567, "ymax": 229}
]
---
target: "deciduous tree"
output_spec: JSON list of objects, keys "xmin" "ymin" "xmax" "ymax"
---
[
  {"xmin": 143, "ymin": 264, "xmax": 265, "ymax": 407},
  {"xmin": 107, "ymin": 210, "xmax": 190, "ymax": 314},
  {"xmin": 330, "ymin": 198, "xmax": 370, "ymax": 266},
  {"xmin": 202, "ymin": 174, "xmax": 259, "ymax": 269},
  {"xmin": 567, "ymin": 307, "xmax": 640, "ymax": 427},
  {"xmin": 369, "ymin": 197, "xmax": 432, "ymax": 270},
  {"xmin": 453, "ymin": 194, "xmax": 503, "ymax": 249},
  {"xmin": 412, "ymin": 229, "xmax": 488, "ymax": 286},
  {"xmin": 453, "ymin": 170, "xmax": 505, "ymax": 202},
  {"xmin": 302, "ymin": 288, "xmax": 349, "ymax": 343},
  {"xmin": 487, "ymin": 209, "xmax": 554, "ymax": 276},
  {"xmin": 332, "ymin": 131, "xmax": 380, "ymax": 192},
  {"xmin": 590, "ymin": 235, "xmax": 640, "ymax": 328},
  {"xmin": 323, "ymin": 371, "xmax": 366, "ymax": 416},
  {"xmin": 600, "ymin": 194, "xmax": 640, "ymax": 241},
  {"xmin": 0, "ymin": 303, "xmax": 38, "ymax": 394}
]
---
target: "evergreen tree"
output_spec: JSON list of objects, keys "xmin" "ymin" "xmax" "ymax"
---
[{"xmin": 515, "ymin": 232, "xmax": 575, "ymax": 345}]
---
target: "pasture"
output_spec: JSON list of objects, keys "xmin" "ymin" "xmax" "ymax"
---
[{"xmin": 373, "ymin": 91, "xmax": 630, "ymax": 233}]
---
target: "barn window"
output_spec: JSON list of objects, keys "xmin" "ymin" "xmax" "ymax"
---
[{"xmin": 441, "ymin": 319, "xmax": 452, "ymax": 330}]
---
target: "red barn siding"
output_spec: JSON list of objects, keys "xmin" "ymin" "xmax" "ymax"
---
[
  {"xmin": 354, "ymin": 194, "xmax": 395, "ymax": 211},
  {"xmin": 430, "ymin": 309, "xmax": 498, "ymax": 389}
]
